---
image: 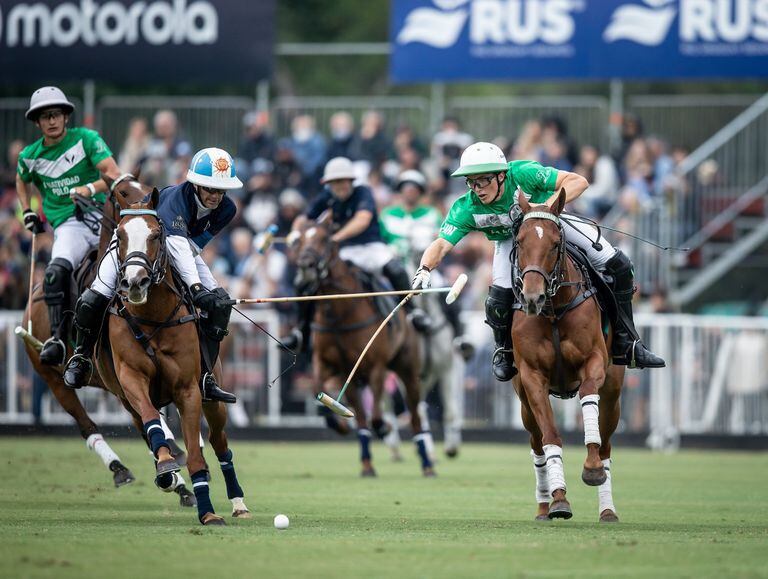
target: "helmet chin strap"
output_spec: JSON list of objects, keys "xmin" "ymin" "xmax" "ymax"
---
[{"xmin": 486, "ymin": 173, "xmax": 504, "ymax": 205}]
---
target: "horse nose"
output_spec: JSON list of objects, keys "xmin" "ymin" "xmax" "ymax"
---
[
  {"xmin": 138, "ymin": 276, "xmax": 151, "ymax": 290},
  {"xmin": 523, "ymin": 291, "xmax": 546, "ymax": 315},
  {"xmin": 119, "ymin": 278, "xmax": 130, "ymax": 292}
]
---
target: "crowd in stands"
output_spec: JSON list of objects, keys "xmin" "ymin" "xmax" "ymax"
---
[{"xmin": 0, "ymin": 108, "xmax": 696, "ymax": 316}]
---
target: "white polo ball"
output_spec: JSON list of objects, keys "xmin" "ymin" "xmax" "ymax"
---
[{"xmin": 274, "ymin": 514, "xmax": 289, "ymax": 530}]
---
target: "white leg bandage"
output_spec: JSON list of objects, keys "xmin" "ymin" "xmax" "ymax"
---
[
  {"xmin": 598, "ymin": 458, "xmax": 616, "ymax": 515},
  {"xmin": 580, "ymin": 394, "xmax": 602, "ymax": 446},
  {"xmin": 159, "ymin": 412, "xmax": 175, "ymax": 441},
  {"xmin": 383, "ymin": 412, "xmax": 401, "ymax": 450},
  {"xmin": 531, "ymin": 450, "xmax": 549, "ymax": 504},
  {"xmin": 543, "ymin": 444, "xmax": 566, "ymax": 496},
  {"xmin": 86, "ymin": 433, "xmax": 120, "ymax": 468}
]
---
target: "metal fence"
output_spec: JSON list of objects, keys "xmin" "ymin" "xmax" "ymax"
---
[
  {"xmin": 2, "ymin": 310, "xmax": 767, "ymax": 445},
  {"xmin": 97, "ymin": 96, "xmax": 256, "ymax": 163},
  {"xmin": 447, "ymin": 95, "xmax": 610, "ymax": 152}
]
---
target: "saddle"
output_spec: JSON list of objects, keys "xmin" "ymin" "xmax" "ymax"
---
[{"xmin": 564, "ymin": 243, "xmax": 618, "ymax": 335}]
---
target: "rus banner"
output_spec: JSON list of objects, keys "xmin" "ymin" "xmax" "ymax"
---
[
  {"xmin": 1, "ymin": 0, "xmax": 275, "ymax": 83},
  {"xmin": 390, "ymin": 0, "xmax": 768, "ymax": 82}
]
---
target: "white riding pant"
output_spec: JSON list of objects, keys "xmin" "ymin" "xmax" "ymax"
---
[
  {"xmin": 51, "ymin": 216, "xmax": 101, "ymax": 269},
  {"xmin": 339, "ymin": 242, "xmax": 395, "ymax": 275},
  {"xmin": 91, "ymin": 233, "xmax": 218, "ymax": 298},
  {"xmin": 492, "ymin": 213, "xmax": 616, "ymax": 289}
]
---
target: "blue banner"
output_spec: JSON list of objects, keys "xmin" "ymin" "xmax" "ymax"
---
[{"xmin": 390, "ymin": 0, "xmax": 768, "ymax": 83}]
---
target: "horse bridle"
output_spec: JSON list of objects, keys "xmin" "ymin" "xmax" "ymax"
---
[
  {"xmin": 116, "ymin": 208, "xmax": 169, "ymax": 289},
  {"xmin": 296, "ymin": 237, "xmax": 338, "ymax": 295},
  {"xmin": 512, "ymin": 211, "xmax": 567, "ymax": 303}
]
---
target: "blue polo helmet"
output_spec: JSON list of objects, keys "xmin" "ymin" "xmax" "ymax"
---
[{"xmin": 187, "ymin": 147, "xmax": 243, "ymax": 190}]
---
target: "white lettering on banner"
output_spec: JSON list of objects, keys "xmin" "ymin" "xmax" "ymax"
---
[
  {"xmin": 681, "ymin": 0, "xmax": 768, "ymax": 43},
  {"xmin": 398, "ymin": 0, "xmax": 583, "ymax": 50},
  {"xmin": 3, "ymin": 0, "xmax": 218, "ymax": 47}
]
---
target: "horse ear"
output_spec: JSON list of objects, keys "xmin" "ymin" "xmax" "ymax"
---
[
  {"xmin": 551, "ymin": 188, "xmax": 567, "ymax": 216},
  {"xmin": 517, "ymin": 189, "xmax": 531, "ymax": 214},
  {"xmin": 316, "ymin": 210, "xmax": 332, "ymax": 228},
  {"xmin": 150, "ymin": 187, "xmax": 160, "ymax": 209}
]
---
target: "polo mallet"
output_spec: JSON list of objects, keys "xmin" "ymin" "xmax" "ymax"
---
[
  {"xmin": 255, "ymin": 224, "xmax": 287, "ymax": 254},
  {"xmin": 316, "ymin": 273, "xmax": 469, "ymax": 418},
  {"xmin": 228, "ymin": 284, "xmax": 468, "ymax": 306},
  {"xmin": 27, "ymin": 232, "xmax": 36, "ymax": 334}
]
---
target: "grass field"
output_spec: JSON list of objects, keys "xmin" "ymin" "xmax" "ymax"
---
[{"xmin": 1, "ymin": 437, "xmax": 767, "ymax": 579}]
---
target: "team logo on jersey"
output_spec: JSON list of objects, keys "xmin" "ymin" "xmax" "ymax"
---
[
  {"xmin": 441, "ymin": 223, "xmax": 457, "ymax": 236},
  {"xmin": 172, "ymin": 215, "xmax": 186, "ymax": 231}
]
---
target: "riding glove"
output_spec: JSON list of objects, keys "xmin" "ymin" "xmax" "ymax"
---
[
  {"xmin": 23, "ymin": 209, "xmax": 45, "ymax": 234},
  {"xmin": 411, "ymin": 265, "xmax": 431, "ymax": 290},
  {"xmin": 191, "ymin": 284, "xmax": 219, "ymax": 312}
]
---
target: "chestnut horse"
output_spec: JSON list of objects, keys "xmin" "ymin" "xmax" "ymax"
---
[
  {"xmin": 94, "ymin": 182, "xmax": 249, "ymax": 525},
  {"xmin": 20, "ymin": 181, "xmax": 195, "ymax": 505},
  {"xmin": 292, "ymin": 216, "xmax": 435, "ymax": 477},
  {"xmin": 512, "ymin": 189, "xmax": 623, "ymax": 523}
]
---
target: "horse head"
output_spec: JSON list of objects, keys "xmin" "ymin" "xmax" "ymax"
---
[
  {"xmin": 114, "ymin": 185, "xmax": 167, "ymax": 305},
  {"xmin": 514, "ymin": 188, "xmax": 567, "ymax": 316},
  {"xmin": 294, "ymin": 211, "xmax": 339, "ymax": 295}
]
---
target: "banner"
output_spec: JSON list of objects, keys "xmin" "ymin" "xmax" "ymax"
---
[
  {"xmin": 1, "ymin": 0, "xmax": 274, "ymax": 83},
  {"xmin": 391, "ymin": 0, "xmax": 768, "ymax": 82}
]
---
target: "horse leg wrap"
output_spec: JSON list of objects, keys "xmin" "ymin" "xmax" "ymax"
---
[
  {"xmin": 358, "ymin": 429, "xmax": 373, "ymax": 462},
  {"xmin": 580, "ymin": 394, "xmax": 602, "ymax": 446},
  {"xmin": 155, "ymin": 471, "xmax": 181, "ymax": 492},
  {"xmin": 543, "ymin": 444, "xmax": 566, "ymax": 496},
  {"xmin": 143, "ymin": 419, "xmax": 170, "ymax": 458},
  {"xmin": 86, "ymin": 433, "xmax": 120, "ymax": 468},
  {"xmin": 413, "ymin": 432, "xmax": 434, "ymax": 469},
  {"xmin": 598, "ymin": 458, "xmax": 615, "ymax": 515},
  {"xmin": 531, "ymin": 450, "xmax": 549, "ymax": 504},
  {"xmin": 217, "ymin": 449, "xmax": 244, "ymax": 500},
  {"xmin": 191, "ymin": 469, "xmax": 215, "ymax": 521}
]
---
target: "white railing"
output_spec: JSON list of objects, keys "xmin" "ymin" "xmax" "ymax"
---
[{"xmin": 2, "ymin": 310, "xmax": 767, "ymax": 445}]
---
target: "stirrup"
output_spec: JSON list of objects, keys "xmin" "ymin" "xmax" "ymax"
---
[
  {"xmin": 201, "ymin": 372, "xmax": 237, "ymax": 404},
  {"xmin": 40, "ymin": 337, "xmax": 66, "ymax": 366}
]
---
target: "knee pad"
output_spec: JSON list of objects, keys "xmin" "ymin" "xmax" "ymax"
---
[
  {"xmin": 604, "ymin": 250, "xmax": 633, "ymax": 276},
  {"xmin": 76, "ymin": 289, "xmax": 111, "ymax": 330},
  {"xmin": 382, "ymin": 258, "xmax": 407, "ymax": 279},
  {"xmin": 201, "ymin": 288, "xmax": 232, "ymax": 342},
  {"xmin": 43, "ymin": 258, "xmax": 73, "ymax": 305},
  {"xmin": 485, "ymin": 286, "xmax": 516, "ymax": 330}
]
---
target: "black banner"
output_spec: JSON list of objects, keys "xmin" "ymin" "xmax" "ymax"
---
[{"xmin": 1, "ymin": 0, "xmax": 274, "ymax": 83}]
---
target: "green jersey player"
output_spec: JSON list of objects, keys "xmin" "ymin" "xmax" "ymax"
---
[
  {"xmin": 411, "ymin": 142, "xmax": 664, "ymax": 381},
  {"xmin": 17, "ymin": 86, "xmax": 121, "ymax": 365}
]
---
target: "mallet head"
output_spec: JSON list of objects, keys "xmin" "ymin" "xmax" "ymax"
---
[{"xmin": 445, "ymin": 273, "xmax": 468, "ymax": 305}]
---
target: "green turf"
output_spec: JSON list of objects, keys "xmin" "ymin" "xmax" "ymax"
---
[{"xmin": 1, "ymin": 438, "xmax": 766, "ymax": 579}]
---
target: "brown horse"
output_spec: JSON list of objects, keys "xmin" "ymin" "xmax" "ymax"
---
[
  {"xmin": 511, "ymin": 189, "xmax": 623, "ymax": 523},
  {"xmin": 94, "ymin": 181, "xmax": 249, "ymax": 525},
  {"xmin": 292, "ymin": 216, "xmax": 435, "ymax": 477}
]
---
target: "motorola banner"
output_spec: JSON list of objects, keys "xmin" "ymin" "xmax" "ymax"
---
[
  {"xmin": 1, "ymin": 0, "xmax": 274, "ymax": 83},
  {"xmin": 391, "ymin": 0, "xmax": 768, "ymax": 82}
]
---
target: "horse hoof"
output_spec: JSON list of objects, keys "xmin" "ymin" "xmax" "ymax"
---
[
  {"xmin": 156, "ymin": 458, "xmax": 181, "ymax": 476},
  {"xmin": 445, "ymin": 447, "xmax": 459, "ymax": 459},
  {"xmin": 581, "ymin": 466, "xmax": 607, "ymax": 487},
  {"xmin": 548, "ymin": 500, "xmax": 573, "ymax": 519},
  {"xmin": 175, "ymin": 484, "xmax": 197, "ymax": 508},
  {"xmin": 232, "ymin": 509, "xmax": 251, "ymax": 519},
  {"xmin": 361, "ymin": 468, "xmax": 377, "ymax": 478},
  {"xmin": 600, "ymin": 509, "xmax": 619, "ymax": 523},
  {"xmin": 110, "ymin": 461, "xmax": 136, "ymax": 488},
  {"xmin": 423, "ymin": 468, "xmax": 437, "ymax": 478},
  {"xmin": 535, "ymin": 514, "xmax": 551, "ymax": 522},
  {"xmin": 201, "ymin": 513, "xmax": 226, "ymax": 526},
  {"xmin": 167, "ymin": 440, "xmax": 187, "ymax": 467}
]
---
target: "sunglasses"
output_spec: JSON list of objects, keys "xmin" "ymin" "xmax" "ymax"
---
[
  {"xmin": 38, "ymin": 109, "xmax": 65, "ymax": 122},
  {"xmin": 200, "ymin": 186, "xmax": 226, "ymax": 195},
  {"xmin": 465, "ymin": 175, "xmax": 495, "ymax": 190}
]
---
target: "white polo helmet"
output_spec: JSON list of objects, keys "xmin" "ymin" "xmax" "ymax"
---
[
  {"xmin": 396, "ymin": 170, "xmax": 427, "ymax": 192},
  {"xmin": 187, "ymin": 147, "xmax": 243, "ymax": 190},
  {"xmin": 451, "ymin": 142, "xmax": 508, "ymax": 177},
  {"xmin": 321, "ymin": 157, "xmax": 356, "ymax": 183},
  {"xmin": 26, "ymin": 86, "xmax": 75, "ymax": 121}
]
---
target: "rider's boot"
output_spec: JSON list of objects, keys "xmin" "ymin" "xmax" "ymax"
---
[
  {"xmin": 199, "ymin": 290, "xmax": 237, "ymax": 404},
  {"xmin": 604, "ymin": 250, "xmax": 665, "ymax": 369},
  {"xmin": 382, "ymin": 259, "xmax": 432, "ymax": 333},
  {"xmin": 485, "ymin": 285, "xmax": 517, "ymax": 381},
  {"xmin": 40, "ymin": 258, "xmax": 73, "ymax": 365},
  {"xmin": 280, "ymin": 302, "xmax": 313, "ymax": 353},
  {"xmin": 63, "ymin": 289, "xmax": 111, "ymax": 388}
]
